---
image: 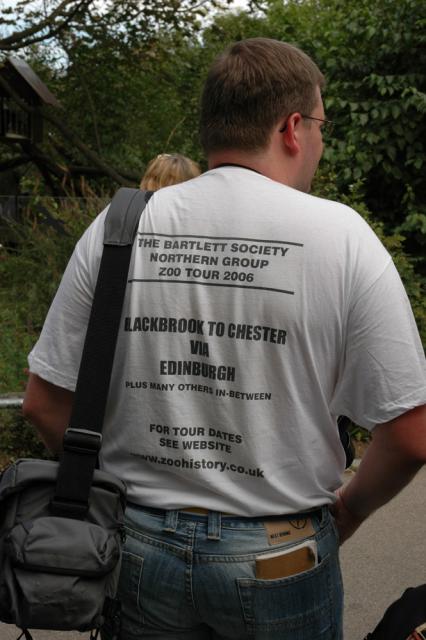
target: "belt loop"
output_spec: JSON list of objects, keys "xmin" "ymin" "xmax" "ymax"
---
[
  {"xmin": 320, "ymin": 505, "xmax": 329, "ymax": 527},
  {"xmin": 207, "ymin": 511, "xmax": 221, "ymax": 540},
  {"xmin": 163, "ymin": 509, "xmax": 179, "ymax": 533}
]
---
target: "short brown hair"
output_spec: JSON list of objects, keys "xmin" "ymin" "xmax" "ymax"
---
[
  {"xmin": 200, "ymin": 38, "xmax": 324, "ymax": 154},
  {"xmin": 140, "ymin": 154, "xmax": 201, "ymax": 190}
]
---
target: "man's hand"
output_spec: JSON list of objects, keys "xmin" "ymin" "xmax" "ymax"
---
[{"xmin": 329, "ymin": 487, "xmax": 365, "ymax": 545}]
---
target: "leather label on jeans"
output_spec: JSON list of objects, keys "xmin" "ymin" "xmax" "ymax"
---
[{"xmin": 264, "ymin": 518, "xmax": 315, "ymax": 545}]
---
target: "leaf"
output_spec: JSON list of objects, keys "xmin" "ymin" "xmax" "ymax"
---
[{"xmin": 391, "ymin": 104, "xmax": 401, "ymax": 119}]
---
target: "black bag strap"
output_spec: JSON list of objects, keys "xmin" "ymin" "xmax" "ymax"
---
[{"xmin": 51, "ymin": 187, "xmax": 153, "ymax": 518}]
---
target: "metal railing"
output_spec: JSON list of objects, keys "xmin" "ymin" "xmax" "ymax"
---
[{"xmin": 0, "ymin": 395, "xmax": 23, "ymax": 408}]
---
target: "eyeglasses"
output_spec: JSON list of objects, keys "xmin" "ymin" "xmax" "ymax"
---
[{"xmin": 279, "ymin": 115, "xmax": 334, "ymax": 136}]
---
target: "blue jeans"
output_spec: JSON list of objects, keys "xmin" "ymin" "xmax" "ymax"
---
[{"xmin": 102, "ymin": 504, "xmax": 343, "ymax": 639}]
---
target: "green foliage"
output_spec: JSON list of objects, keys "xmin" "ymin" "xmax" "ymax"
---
[
  {"xmin": 261, "ymin": 0, "xmax": 426, "ymax": 270},
  {"xmin": 350, "ymin": 425, "xmax": 370, "ymax": 443},
  {"xmin": 0, "ymin": 195, "xmax": 106, "ymax": 393},
  {"xmin": 312, "ymin": 171, "xmax": 426, "ymax": 344},
  {"xmin": 7, "ymin": 2, "xmax": 247, "ymax": 176},
  {"xmin": 0, "ymin": 408, "xmax": 49, "ymax": 470}
]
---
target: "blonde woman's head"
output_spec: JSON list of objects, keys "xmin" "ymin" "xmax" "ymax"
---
[{"xmin": 140, "ymin": 154, "xmax": 201, "ymax": 190}]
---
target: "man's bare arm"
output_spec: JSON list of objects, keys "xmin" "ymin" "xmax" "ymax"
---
[
  {"xmin": 23, "ymin": 373, "xmax": 75, "ymax": 454},
  {"xmin": 332, "ymin": 404, "xmax": 426, "ymax": 543},
  {"xmin": 331, "ymin": 404, "xmax": 426, "ymax": 544}
]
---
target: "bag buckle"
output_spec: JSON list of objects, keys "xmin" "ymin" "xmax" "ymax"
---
[
  {"xmin": 63, "ymin": 428, "xmax": 102, "ymax": 454},
  {"xmin": 50, "ymin": 429, "xmax": 102, "ymax": 519}
]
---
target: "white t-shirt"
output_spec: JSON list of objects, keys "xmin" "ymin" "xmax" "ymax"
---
[{"xmin": 28, "ymin": 167, "xmax": 426, "ymax": 516}]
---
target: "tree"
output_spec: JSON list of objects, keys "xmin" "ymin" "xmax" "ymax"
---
[
  {"xmin": 262, "ymin": 0, "xmax": 426, "ymax": 271},
  {"xmin": 0, "ymin": 0, "xmax": 235, "ymax": 193}
]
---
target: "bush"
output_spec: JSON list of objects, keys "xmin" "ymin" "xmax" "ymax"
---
[
  {"xmin": 0, "ymin": 407, "xmax": 50, "ymax": 471},
  {"xmin": 0, "ymin": 196, "xmax": 107, "ymax": 464},
  {"xmin": 313, "ymin": 172, "xmax": 426, "ymax": 344},
  {"xmin": 0, "ymin": 195, "xmax": 107, "ymax": 394}
]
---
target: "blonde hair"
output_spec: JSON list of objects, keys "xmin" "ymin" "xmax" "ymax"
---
[{"xmin": 140, "ymin": 153, "xmax": 201, "ymax": 190}]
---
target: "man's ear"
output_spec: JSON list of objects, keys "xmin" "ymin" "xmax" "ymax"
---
[{"xmin": 281, "ymin": 113, "xmax": 303, "ymax": 155}]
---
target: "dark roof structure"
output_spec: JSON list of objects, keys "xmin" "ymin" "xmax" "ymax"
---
[
  {"xmin": 0, "ymin": 56, "xmax": 59, "ymax": 144},
  {"xmin": 0, "ymin": 57, "xmax": 60, "ymax": 107}
]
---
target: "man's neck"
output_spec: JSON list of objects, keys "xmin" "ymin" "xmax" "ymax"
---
[
  {"xmin": 208, "ymin": 151, "xmax": 265, "ymax": 173},
  {"xmin": 208, "ymin": 150, "xmax": 295, "ymax": 188}
]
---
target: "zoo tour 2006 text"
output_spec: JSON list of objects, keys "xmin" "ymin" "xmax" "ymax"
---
[{"xmin": 134, "ymin": 234, "xmax": 302, "ymax": 294}]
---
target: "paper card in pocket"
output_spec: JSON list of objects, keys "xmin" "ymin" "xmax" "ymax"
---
[{"xmin": 255, "ymin": 540, "xmax": 318, "ymax": 580}]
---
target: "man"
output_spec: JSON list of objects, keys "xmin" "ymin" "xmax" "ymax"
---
[{"xmin": 24, "ymin": 38, "xmax": 426, "ymax": 639}]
